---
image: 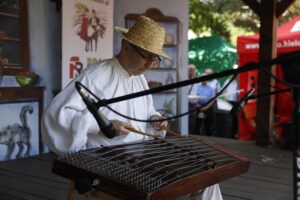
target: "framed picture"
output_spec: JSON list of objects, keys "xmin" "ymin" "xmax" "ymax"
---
[
  {"xmin": 0, "ymin": 87, "xmax": 44, "ymax": 160},
  {"xmin": 0, "ymin": 101, "xmax": 39, "ymax": 160}
]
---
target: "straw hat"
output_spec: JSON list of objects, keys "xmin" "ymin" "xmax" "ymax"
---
[{"xmin": 115, "ymin": 16, "xmax": 172, "ymax": 59}]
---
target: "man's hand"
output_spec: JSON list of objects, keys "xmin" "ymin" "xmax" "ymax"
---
[
  {"xmin": 199, "ymin": 99, "xmax": 216, "ymax": 112},
  {"xmin": 111, "ymin": 120, "xmax": 133, "ymax": 136},
  {"xmin": 150, "ymin": 115, "xmax": 168, "ymax": 131}
]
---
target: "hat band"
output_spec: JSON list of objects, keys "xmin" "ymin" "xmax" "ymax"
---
[{"xmin": 124, "ymin": 32, "xmax": 164, "ymax": 53}]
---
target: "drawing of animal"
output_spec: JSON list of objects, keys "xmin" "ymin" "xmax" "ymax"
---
[{"xmin": 0, "ymin": 105, "xmax": 33, "ymax": 160}]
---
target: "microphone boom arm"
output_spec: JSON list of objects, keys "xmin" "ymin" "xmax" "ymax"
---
[{"xmin": 96, "ymin": 50, "xmax": 300, "ymax": 108}]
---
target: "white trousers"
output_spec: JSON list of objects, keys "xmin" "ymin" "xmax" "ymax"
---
[{"xmin": 190, "ymin": 184, "xmax": 223, "ymax": 200}]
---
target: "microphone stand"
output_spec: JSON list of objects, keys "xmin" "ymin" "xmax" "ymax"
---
[
  {"xmin": 95, "ymin": 50, "xmax": 300, "ymax": 108},
  {"xmin": 248, "ymin": 88, "xmax": 291, "ymax": 100},
  {"xmin": 292, "ymin": 88, "xmax": 300, "ymax": 200}
]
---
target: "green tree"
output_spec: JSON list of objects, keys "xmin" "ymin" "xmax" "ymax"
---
[
  {"xmin": 189, "ymin": 0, "xmax": 300, "ymax": 44},
  {"xmin": 279, "ymin": 1, "xmax": 300, "ymax": 24},
  {"xmin": 189, "ymin": 0, "xmax": 231, "ymax": 40}
]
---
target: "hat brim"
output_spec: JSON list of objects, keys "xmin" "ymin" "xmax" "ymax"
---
[{"xmin": 114, "ymin": 26, "xmax": 172, "ymax": 60}]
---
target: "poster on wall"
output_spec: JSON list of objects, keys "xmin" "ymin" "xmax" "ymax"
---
[{"xmin": 62, "ymin": 0, "xmax": 114, "ymax": 88}]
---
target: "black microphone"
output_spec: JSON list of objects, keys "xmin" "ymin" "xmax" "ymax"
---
[
  {"xmin": 75, "ymin": 82, "xmax": 116, "ymax": 138},
  {"xmin": 230, "ymin": 88, "xmax": 255, "ymax": 117}
]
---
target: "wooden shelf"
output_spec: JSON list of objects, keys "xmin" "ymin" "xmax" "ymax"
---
[
  {"xmin": 0, "ymin": 0, "xmax": 29, "ymax": 75},
  {"xmin": 0, "ymin": 87, "xmax": 44, "ymax": 101},
  {"xmin": 154, "ymin": 90, "xmax": 177, "ymax": 94},
  {"xmin": 151, "ymin": 68, "xmax": 176, "ymax": 71},
  {"xmin": 0, "ymin": 12, "xmax": 18, "ymax": 19},
  {"xmin": 163, "ymin": 44, "xmax": 177, "ymax": 48},
  {"xmin": 125, "ymin": 8, "xmax": 179, "ymax": 23},
  {"xmin": 3, "ymin": 37, "xmax": 21, "ymax": 42},
  {"xmin": 1, "ymin": 63, "xmax": 22, "ymax": 68}
]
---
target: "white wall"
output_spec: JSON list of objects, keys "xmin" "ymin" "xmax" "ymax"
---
[
  {"xmin": 28, "ymin": 0, "xmax": 61, "ymax": 106},
  {"xmin": 114, "ymin": 0, "xmax": 189, "ymax": 134}
]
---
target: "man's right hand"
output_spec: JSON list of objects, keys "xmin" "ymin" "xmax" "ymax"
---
[{"xmin": 111, "ymin": 120, "xmax": 133, "ymax": 136}]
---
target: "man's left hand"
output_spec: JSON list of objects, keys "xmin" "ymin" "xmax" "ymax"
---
[{"xmin": 150, "ymin": 115, "xmax": 168, "ymax": 131}]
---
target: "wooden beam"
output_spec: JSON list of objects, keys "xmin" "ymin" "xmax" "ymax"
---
[
  {"xmin": 242, "ymin": 0, "xmax": 260, "ymax": 16},
  {"xmin": 255, "ymin": 0, "xmax": 277, "ymax": 146},
  {"xmin": 276, "ymin": 0, "xmax": 296, "ymax": 18}
]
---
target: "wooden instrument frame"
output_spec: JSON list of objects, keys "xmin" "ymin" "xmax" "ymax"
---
[{"xmin": 53, "ymin": 136, "xmax": 249, "ymax": 200}]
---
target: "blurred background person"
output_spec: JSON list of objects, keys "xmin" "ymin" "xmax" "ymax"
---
[
  {"xmin": 203, "ymin": 68, "xmax": 220, "ymax": 135},
  {"xmin": 192, "ymin": 72, "xmax": 215, "ymax": 136},
  {"xmin": 188, "ymin": 64, "xmax": 198, "ymax": 134},
  {"xmin": 223, "ymin": 75, "xmax": 240, "ymax": 138},
  {"xmin": 204, "ymin": 68, "xmax": 221, "ymax": 96}
]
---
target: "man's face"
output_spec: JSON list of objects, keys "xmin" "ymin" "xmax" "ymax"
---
[
  {"xmin": 126, "ymin": 42, "xmax": 161, "ymax": 76},
  {"xmin": 201, "ymin": 72, "xmax": 208, "ymax": 85},
  {"xmin": 189, "ymin": 68, "xmax": 195, "ymax": 79}
]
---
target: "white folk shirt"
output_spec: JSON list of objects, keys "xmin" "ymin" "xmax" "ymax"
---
[{"xmin": 41, "ymin": 57, "xmax": 161, "ymax": 154}]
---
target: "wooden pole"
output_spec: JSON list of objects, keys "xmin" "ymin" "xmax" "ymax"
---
[
  {"xmin": 255, "ymin": 0, "xmax": 277, "ymax": 146},
  {"xmin": 242, "ymin": 0, "xmax": 295, "ymax": 146}
]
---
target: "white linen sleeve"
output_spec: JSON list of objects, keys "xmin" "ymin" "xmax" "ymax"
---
[
  {"xmin": 41, "ymin": 77, "xmax": 99, "ymax": 154},
  {"xmin": 42, "ymin": 105, "xmax": 93, "ymax": 154}
]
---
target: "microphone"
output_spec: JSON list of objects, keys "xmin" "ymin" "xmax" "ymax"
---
[
  {"xmin": 75, "ymin": 82, "xmax": 116, "ymax": 138},
  {"xmin": 230, "ymin": 88, "xmax": 255, "ymax": 117}
]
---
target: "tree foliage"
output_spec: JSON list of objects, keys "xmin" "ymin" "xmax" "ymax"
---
[
  {"xmin": 189, "ymin": 0, "xmax": 230, "ymax": 39},
  {"xmin": 189, "ymin": 0, "xmax": 300, "ymax": 44},
  {"xmin": 279, "ymin": 1, "xmax": 300, "ymax": 24}
]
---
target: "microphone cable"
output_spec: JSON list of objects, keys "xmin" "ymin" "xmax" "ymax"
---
[
  {"xmin": 258, "ymin": 59, "xmax": 300, "ymax": 89},
  {"xmin": 96, "ymin": 73, "xmax": 238, "ymax": 123}
]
